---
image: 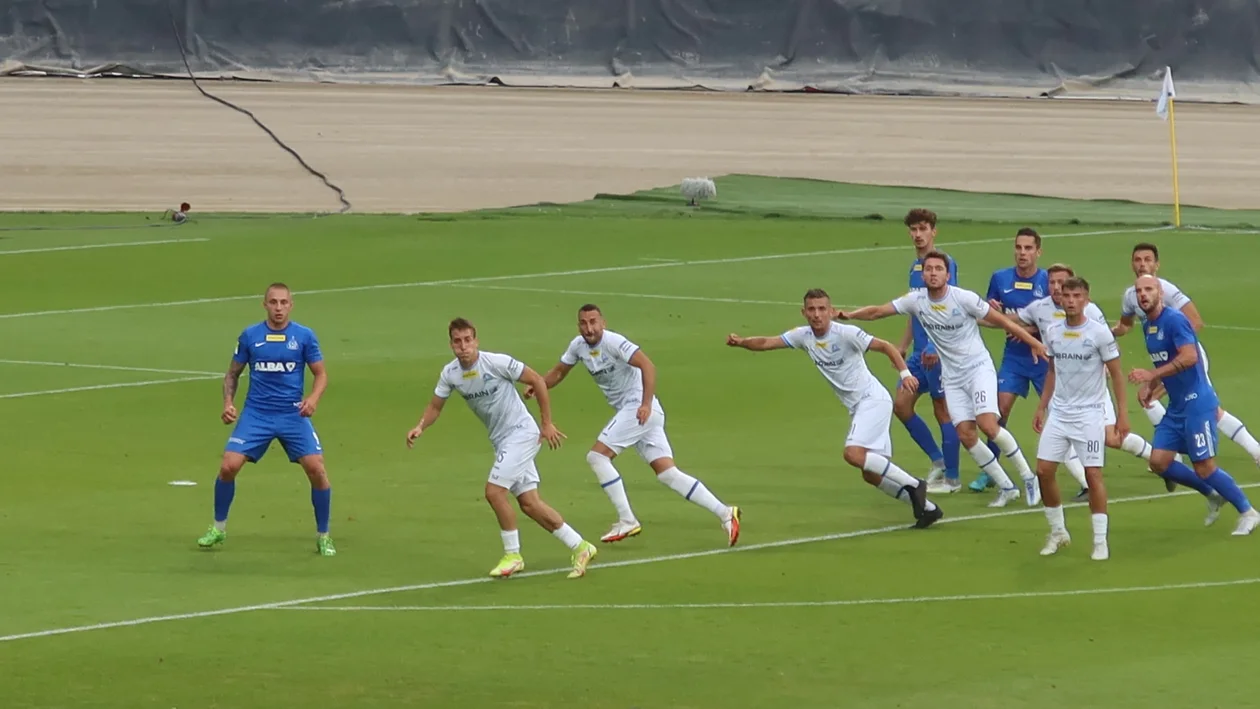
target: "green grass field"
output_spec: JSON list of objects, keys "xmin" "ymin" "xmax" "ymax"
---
[{"xmin": 3, "ymin": 177, "xmax": 1260, "ymax": 708}]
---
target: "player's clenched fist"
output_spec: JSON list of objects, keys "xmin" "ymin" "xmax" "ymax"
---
[{"xmin": 222, "ymin": 404, "xmax": 238, "ymax": 425}]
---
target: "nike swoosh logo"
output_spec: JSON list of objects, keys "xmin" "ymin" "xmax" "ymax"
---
[
  {"xmin": 253, "ymin": 342, "xmax": 266, "ymax": 347},
  {"xmin": 1002, "ymin": 288, "xmax": 1015, "ymax": 294}
]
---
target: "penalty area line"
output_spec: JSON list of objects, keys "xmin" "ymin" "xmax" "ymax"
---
[
  {"xmin": 2, "ymin": 481, "xmax": 1254, "ymax": 644},
  {"xmin": 0, "ymin": 238, "xmax": 209, "ymax": 256},
  {"xmin": 279, "ymin": 577, "xmax": 1260, "ymax": 613},
  {"xmin": 0, "ymin": 375, "xmax": 219, "ymax": 400}
]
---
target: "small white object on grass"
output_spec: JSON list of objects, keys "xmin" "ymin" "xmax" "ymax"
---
[
  {"xmin": 168, "ymin": 480, "xmax": 198, "ymax": 487},
  {"xmin": 680, "ymin": 177, "xmax": 717, "ymax": 206}
]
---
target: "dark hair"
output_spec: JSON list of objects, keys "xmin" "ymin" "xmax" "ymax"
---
[
  {"xmin": 1132, "ymin": 242, "xmax": 1160, "ymax": 260},
  {"xmin": 903, "ymin": 208, "xmax": 937, "ymax": 228},
  {"xmin": 264, "ymin": 282, "xmax": 290, "ymax": 297},
  {"xmin": 578, "ymin": 303, "xmax": 601, "ymax": 314},
  {"xmin": 803, "ymin": 288, "xmax": 830, "ymax": 303},
  {"xmin": 1046, "ymin": 263, "xmax": 1074, "ymax": 277},
  {"xmin": 448, "ymin": 317, "xmax": 477, "ymax": 339},
  {"xmin": 921, "ymin": 250, "xmax": 951, "ymax": 270},
  {"xmin": 1061, "ymin": 276, "xmax": 1090, "ymax": 293},
  {"xmin": 1015, "ymin": 227, "xmax": 1042, "ymax": 248}
]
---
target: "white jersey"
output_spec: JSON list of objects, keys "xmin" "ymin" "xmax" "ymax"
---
[
  {"xmin": 781, "ymin": 322, "xmax": 890, "ymax": 412},
  {"xmin": 1042, "ymin": 319, "xmax": 1120, "ymax": 422},
  {"xmin": 1017, "ymin": 296, "xmax": 1107, "ymax": 334},
  {"xmin": 559, "ymin": 330, "xmax": 658, "ymax": 412},
  {"xmin": 1121, "ymin": 277, "xmax": 1191, "ymax": 323},
  {"xmin": 434, "ymin": 351, "xmax": 538, "ymax": 447},
  {"xmin": 891, "ymin": 286, "xmax": 993, "ymax": 383}
]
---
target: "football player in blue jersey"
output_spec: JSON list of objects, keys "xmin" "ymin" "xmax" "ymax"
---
[
  {"xmin": 197, "ymin": 283, "xmax": 336, "ymax": 555},
  {"xmin": 898, "ymin": 209, "xmax": 963, "ymax": 494},
  {"xmin": 973, "ymin": 229, "xmax": 1090, "ymax": 498},
  {"xmin": 1128, "ymin": 275, "xmax": 1259, "ymax": 535}
]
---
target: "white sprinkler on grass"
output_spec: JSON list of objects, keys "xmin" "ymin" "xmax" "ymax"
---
[{"xmin": 680, "ymin": 177, "xmax": 717, "ymax": 207}]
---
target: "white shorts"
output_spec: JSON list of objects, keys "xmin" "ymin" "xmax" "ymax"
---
[
  {"xmin": 943, "ymin": 366, "xmax": 1000, "ymax": 423},
  {"xmin": 488, "ymin": 436, "xmax": 541, "ymax": 496},
  {"xmin": 1103, "ymin": 396, "xmax": 1116, "ymax": 426},
  {"xmin": 1199, "ymin": 343, "xmax": 1212, "ymax": 386},
  {"xmin": 597, "ymin": 406, "xmax": 674, "ymax": 464},
  {"xmin": 1037, "ymin": 411, "xmax": 1106, "ymax": 467},
  {"xmin": 847, "ymin": 395, "xmax": 893, "ymax": 457}
]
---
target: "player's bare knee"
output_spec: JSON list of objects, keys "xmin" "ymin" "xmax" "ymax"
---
[
  {"xmin": 860, "ymin": 470, "xmax": 882, "ymax": 487},
  {"xmin": 975, "ymin": 415, "xmax": 1001, "ymax": 439},
  {"xmin": 1104, "ymin": 427, "xmax": 1122, "ymax": 449},
  {"xmin": 218, "ymin": 453, "xmax": 246, "ymax": 480},
  {"xmin": 1147, "ymin": 451, "xmax": 1173, "ymax": 475},
  {"xmin": 842, "ymin": 446, "xmax": 867, "ymax": 469},
  {"xmin": 931, "ymin": 398, "xmax": 951, "ymax": 424},
  {"xmin": 1192, "ymin": 460, "xmax": 1217, "ymax": 478},
  {"xmin": 893, "ymin": 392, "xmax": 915, "ymax": 420},
  {"xmin": 954, "ymin": 423, "xmax": 978, "ymax": 448},
  {"xmin": 648, "ymin": 457, "xmax": 675, "ymax": 475},
  {"xmin": 590, "ymin": 441, "xmax": 617, "ymax": 460},
  {"xmin": 1035, "ymin": 460, "xmax": 1057, "ymax": 480}
]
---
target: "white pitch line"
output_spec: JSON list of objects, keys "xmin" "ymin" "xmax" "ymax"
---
[
  {"xmin": 0, "ymin": 375, "xmax": 219, "ymax": 400},
  {"xmin": 0, "ymin": 237, "xmax": 209, "ymax": 256},
  {"xmin": 281, "ymin": 577, "xmax": 1260, "ymax": 613},
  {"xmin": 0, "ymin": 359, "xmax": 220, "ymax": 377},
  {"xmin": 0, "ymin": 226, "xmax": 1167, "ymax": 321},
  {"xmin": 2, "ymin": 480, "xmax": 1253, "ymax": 644}
]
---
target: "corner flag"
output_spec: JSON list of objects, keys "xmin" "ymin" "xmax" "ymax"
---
[{"xmin": 1156, "ymin": 67, "xmax": 1181, "ymax": 226}]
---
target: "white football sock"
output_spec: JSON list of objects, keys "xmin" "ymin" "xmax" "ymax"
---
[
  {"xmin": 1064, "ymin": 448, "xmax": 1089, "ymax": 488},
  {"xmin": 551, "ymin": 523, "xmax": 582, "ymax": 550},
  {"xmin": 1044, "ymin": 504, "xmax": 1066, "ymax": 533},
  {"xmin": 658, "ymin": 467, "xmax": 729, "ymax": 520},
  {"xmin": 500, "ymin": 529, "xmax": 520, "ymax": 554},
  {"xmin": 587, "ymin": 451, "xmax": 637, "ymax": 522},
  {"xmin": 967, "ymin": 441, "xmax": 1015, "ymax": 489},
  {"xmin": 1092, "ymin": 513, "xmax": 1109, "ymax": 544},
  {"xmin": 1121, "ymin": 433, "xmax": 1152, "ymax": 460},
  {"xmin": 1144, "ymin": 400, "xmax": 1166, "ymax": 426},
  {"xmin": 214, "ymin": 521, "xmax": 227, "ymax": 532},
  {"xmin": 865, "ymin": 453, "xmax": 937, "ymax": 512},
  {"xmin": 1218, "ymin": 411, "xmax": 1260, "ymax": 458},
  {"xmin": 992, "ymin": 428, "xmax": 1034, "ymax": 480}
]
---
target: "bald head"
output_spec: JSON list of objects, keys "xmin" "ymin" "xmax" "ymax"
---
[{"xmin": 1134, "ymin": 274, "xmax": 1163, "ymax": 316}]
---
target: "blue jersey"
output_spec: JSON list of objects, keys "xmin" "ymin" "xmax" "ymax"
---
[
  {"xmin": 232, "ymin": 321, "xmax": 323, "ymax": 414},
  {"xmin": 908, "ymin": 252, "xmax": 958, "ymax": 353},
  {"xmin": 1143, "ymin": 307, "xmax": 1217, "ymax": 415},
  {"xmin": 986, "ymin": 267, "xmax": 1049, "ymax": 360}
]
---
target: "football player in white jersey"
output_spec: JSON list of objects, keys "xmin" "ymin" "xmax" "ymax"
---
[
  {"xmin": 528, "ymin": 304, "xmax": 741, "ymax": 546},
  {"xmin": 405, "ymin": 318, "xmax": 598, "ymax": 580},
  {"xmin": 1016, "ymin": 264, "xmax": 1162, "ymax": 495},
  {"xmin": 1112, "ymin": 242, "xmax": 1260, "ymax": 466},
  {"xmin": 1031, "ymin": 277, "xmax": 1130, "ymax": 561},
  {"xmin": 726, "ymin": 288, "xmax": 944, "ymax": 528},
  {"xmin": 836, "ymin": 251, "xmax": 1048, "ymax": 508}
]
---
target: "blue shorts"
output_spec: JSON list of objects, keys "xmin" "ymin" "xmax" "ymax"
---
[
  {"xmin": 225, "ymin": 408, "xmax": 323, "ymax": 463},
  {"xmin": 906, "ymin": 350, "xmax": 945, "ymax": 401},
  {"xmin": 998, "ymin": 355, "xmax": 1049, "ymax": 398},
  {"xmin": 1152, "ymin": 408, "xmax": 1219, "ymax": 463}
]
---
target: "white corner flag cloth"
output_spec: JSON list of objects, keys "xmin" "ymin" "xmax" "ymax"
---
[{"xmin": 1156, "ymin": 67, "xmax": 1176, "ymax": 120}]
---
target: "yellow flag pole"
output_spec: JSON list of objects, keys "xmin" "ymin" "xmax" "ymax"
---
[{"xmin": 1167, "ymin": 96, "xmax": 1182, "ymax": 228}]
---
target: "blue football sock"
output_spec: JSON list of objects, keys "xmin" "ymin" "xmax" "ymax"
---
[
  {"xmin": 1205, "ymin": 469, "xmax": 1252, "ymax": 513},
  {"xmin": 941, "ymin": 421, "xmax": 961, "ymax": 480},
  {"xmin": 214, "ymin": 478, "xmax": 235, "ymax": 523},
  {"xmin": 1161, "ymin": 460, "xmax": 1214, "ymax": 497},
  {"xmin": 902, "ymin": 414, "xmax": 944, "ymax": 466},
  {"xmin": 312, "ymin": 487, "xmax": 332, "ymax": 534}
]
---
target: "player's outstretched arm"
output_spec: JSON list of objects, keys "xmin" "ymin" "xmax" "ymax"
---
[
  {"xmin": 519, "ymin": 365, "xmax": 566, "ymax": 449},
  {"xmin": 406, "ymin": 395, "xmax": 447, "ymax": 448},
  {"xmin": 222, "ymin": 360, "xmax": 245, "ymax": 424},
  {"xmin": 299, "ymin": 361, "xmax": 328, "ymax": 417},
  {"xmin": 524, "ymin": 362, "xmax": 573, "ymax": 400},
  {"xmin": 726, "ymin": 334, "xmax": 789, "ymax": 351},
  {"xmin": 627, "ymin": 350, "xmax": 658, "ymax": 425},
  {"xmin": 1180, "ymin": 302, "xmax": 1206, "ymax": 332},
  {"xmin": 834, "ymin": 303, "xmax": 897, "ymax": 321},
  {"xmin": 1032, "ymin": 361, "xmax": 1056, "ymax": 434},
  {"xmin": 1111, "ymin": 314, "xmax": 1135, "ymax": 338},
  {"xmin": 867, "ymin": 337, "xmax": 919, "ymax": 395},
  {"xmin": 982, "ymin": 309, "xmax": 1048, "ymax": 361},
  {"xmin": 1105, "ymin": 357, "xmax": 1131, "ymax": 440}
]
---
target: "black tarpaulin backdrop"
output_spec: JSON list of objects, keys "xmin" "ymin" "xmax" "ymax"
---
[{"xmin": 2, "ymin": 0, "xmax": 1258, "ymax": 100}]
